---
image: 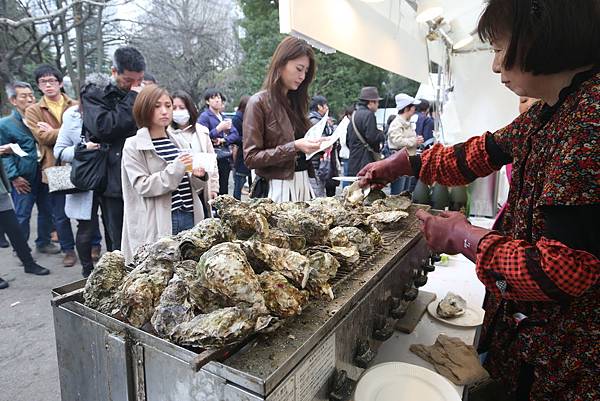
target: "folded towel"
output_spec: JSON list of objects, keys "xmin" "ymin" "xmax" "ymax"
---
[{"xmin": 409, "ymin": 334, "xmax": 489, "ymax": 385}]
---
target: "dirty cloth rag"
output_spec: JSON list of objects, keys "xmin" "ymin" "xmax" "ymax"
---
[{"xmin": 409, "ymin": 334, "xmax": 489, "ymax": 385}]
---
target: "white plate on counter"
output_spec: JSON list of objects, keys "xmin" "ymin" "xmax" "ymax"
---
[
  {"xmin": 354, "ymin": 362, "xmax": 461, "ymax": 401},
  {"xmin": 426, "ymin": 300, "xmax": 485, "ymax": 327}
]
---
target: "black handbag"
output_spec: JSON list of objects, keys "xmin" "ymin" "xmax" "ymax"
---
[
  {"xmin": 249, "ymin": 175, "xmax": 269, "ymax": 198},
  {"xmin": 214, "ymin": 145, "xmax": 233, "ymax": 160},
  {"xmin": 70, "ymin": 141, "xmax": 109, "ymax": 192}
]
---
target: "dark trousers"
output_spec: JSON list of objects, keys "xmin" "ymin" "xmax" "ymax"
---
[
  {"xmin": 0, "ymin": 209, "xmax": 34, "ymax": 266},
  {"xmin": 233, "ymin": 172, "xmax": 250, "ymax": 200},
  {"xmin": 49, "ymin": 192, "xmax": 75, "ymax": 251},
  {"xmin": 76, "ymin": 195, "xmax": 101, "ymax": 272},
  {"xmin": 217, "ymin": 157, "xmax": 231, "ymax": 195},
  {"xmin": 99, "ymin": 196, "xmax": 123, "ymax": 251},
  {"xmin": 11, "ymin": 169, "xmax": 53, "ymax": 248},
  {"xmin": 171, "ymin": 209, "xmax": 194, "ymax": 235}
]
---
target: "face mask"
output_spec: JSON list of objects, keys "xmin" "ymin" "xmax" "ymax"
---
[{"xmin": 172, "ymin": 109, "xmax": 190, "ymax": 126}]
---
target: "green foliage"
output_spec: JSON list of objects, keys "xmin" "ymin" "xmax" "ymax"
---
[{"xmin": 234, "ymin": 0, "xmax": 419, "ymax": 118}]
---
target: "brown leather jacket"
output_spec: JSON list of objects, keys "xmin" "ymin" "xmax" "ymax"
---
[{"xmin": 242, "ymin": 90, "xmax": 298, "ymax": 180}]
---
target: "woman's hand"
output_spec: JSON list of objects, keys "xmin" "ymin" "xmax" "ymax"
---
[
  {"xmin": 0, "ymin": 144, "xmax": 14, "ymax": 155},
  {"xmin": 294, "ymin": 137, "xmax": 324, "ymax": 154},
  {"xmin": 216, "ymin": 120, "xmax": 232, "ymax": 133},
  {"xmin": 210, "ymin": 191, "xmax": 218, "ymax": 200},
  {"xmin": 192, "ymin": 167, "xmax": 206, "ymax": 178},
  {"xmin": 85, "ymin": 142, "xmax": 100, "ymax": 150},
  {"xmin": 176, "ymin": 152, "xmax": 193, "ymax": 169}
]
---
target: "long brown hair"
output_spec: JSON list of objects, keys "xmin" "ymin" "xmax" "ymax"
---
[{"xmin": 263, "ymin": 36, "xmax": 316, "ymax": 136}]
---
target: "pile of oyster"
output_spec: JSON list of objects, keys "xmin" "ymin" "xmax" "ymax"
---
[{"xmin": 83, "ymin": 193, "xmax": 412, "ymax": 349}]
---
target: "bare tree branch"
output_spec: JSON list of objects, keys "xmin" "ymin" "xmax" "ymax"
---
[{"xmin": 0, "ymin": 0, "xmax": 115, "ymax": 27}]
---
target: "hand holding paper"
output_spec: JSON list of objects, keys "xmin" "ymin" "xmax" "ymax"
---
[
  {"xmin": 9, "ymin": 143, "xmax": 28, "ymax": 157},
  {"xmin": 306, "ymin": 115, "xmax": 346, "ymax": 160}
]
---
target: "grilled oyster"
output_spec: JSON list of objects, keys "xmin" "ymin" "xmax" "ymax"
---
[
  {"xmin": 330, "ymin": 226, "xmax": 374, "ymax": 254},
  {"xmin": 306, "ymin": 251, "xmax": 339, "ymax": 300},
  {"xmin": 330, "ymin": 208, "xmax": 369, "ymax": 227},
  {"xmin": 151, "ymin": 272, "xmax": 196, "ymax": 339},
  {"xmin": 131, "ymin": 236, "xmax": 181, "ymax": 266},
  {"xmin": 366, "ymin": 210, "xmax": 409, "ymax": 231},
  {"xmin": 274, "ymin": 209, "xmax": 330, "ymax": 246},
  {"xmin": 371, "ymin": 195, "xmax": 412, "ymax": 211},
  {"xmin": 251, "ymin": 228, "xmax": 290, "ymax": 249},
  {"xmin": 177, "ymin": 218, "xmax": 234, "ymax": 261},
  {"xmin": 278, "ymin": 201, "xmax": 309, "ymax": 212},
  {"xmin": 343, "ymin": 181, "xmax": 369, "ymax": 205},
  {"xmin": 83, "ymin": 250, "xmax": 127, "ymax": 315},
  {"xmin": 363, "ymin": 189, "xmax": 386, "ymax": 206},
  {"xmin": 247, "ymin": 197, "xmax": 281, "ymax": 221},
  {"xmin": 436, "ymin": 292, "xmax": 467, "ymax": 318},
  {"xmin": 212, "ymin": 195, "xmax": 270, "ymax": 240},
  {"xmin": 171, "ymin": 306, "xmax": 272, "ymax": 348},
  {"xmin": 361, "ymin": 224, "xmax": 382, "ymax": 247},
  {"xmin": 197, "ymin": 242, "xmax": 267, "ymax": 312},
  {"xmin": 306, "ymin": 245, "xmax": 360, "ymax": 268},
  {"xmin": 258, "ymin": 271, "xmax": 309, "ymax": 318},
  {"xmin": 118, "ymin": 259, "xmax": 175, "ymax": 328},
  {"xmin": 240, "ymin": 240, "xmax": 311, "ymax": 289}
]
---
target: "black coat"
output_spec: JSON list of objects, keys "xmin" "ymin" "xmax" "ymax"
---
[
  {"xmin": 347, "ymin": 105, "xmax": 384, "ymax": 176},
  {"xmin": 81, "ymin": 82, "xmax": 138, "ymax": 198}
]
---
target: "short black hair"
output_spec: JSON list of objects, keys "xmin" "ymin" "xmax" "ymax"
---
[
  {"xmin": 113, "ymin": 46, "xmax": 146, "ymax": 74},
  {"xmin": 143, "ymin": 73, "xmax": 157, "ymax": 83},
  {"xmin": 33, "ymin": 64, "xmax": 63, "ymax": 84},
  {"xmin": 204, "ymin": 88, "xmax": 224, "ymax": 102},
  {"xmin": 309, "ymin": 95, "xmax": 328, "ymax": 112},
  {"xmin": 477, "ymin": 0, "xmax": 600, "ymax": 74},
  {"xmin": 417, "ymin": 99, "xmax": 430, "ymax": 112}
]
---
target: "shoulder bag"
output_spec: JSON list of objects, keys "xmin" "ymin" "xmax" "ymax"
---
[
  {"xmin": 45, "ymin": 148, "xmax": 82, "ymax": 194},
  {"xmin": 70, "ymin": 128, "xmax": 109, "ymax": 192},
  {"xmin": 351, "ymin": 113, "xmax": 382, "ymax": 161}
]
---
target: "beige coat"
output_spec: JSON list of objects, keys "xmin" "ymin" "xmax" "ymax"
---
[
  {"xmin": 167, "ymin": 123, "xmax": 219, "ymax": 194},
  {"xmin": 121, "ymin": 127, "xmax": 207, "ymax": 263},
  {"xmin": 387, "ymin": 116, "xmax": 418, "ymax": 156}
]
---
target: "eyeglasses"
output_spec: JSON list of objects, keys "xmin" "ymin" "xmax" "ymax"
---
[{"xmin": 38, "ymin": 78, "xmax": 59, "ymax": 86}]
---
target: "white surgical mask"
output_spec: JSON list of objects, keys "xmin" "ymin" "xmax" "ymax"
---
[{"xmin": 172, "ymin": 109, "xmax": 190, "ymax": 126}]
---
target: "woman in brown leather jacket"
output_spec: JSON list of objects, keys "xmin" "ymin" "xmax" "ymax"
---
[{"xmin": 243, "ymin": 36, "xmax": 324, "ymax": 202}]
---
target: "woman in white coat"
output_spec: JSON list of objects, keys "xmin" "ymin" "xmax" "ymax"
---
[
  {"xmin": 121, "ymin": 85, "xmax": 208, "ymax": 263},
  {"xmin": 168, "ymin": 90, "xmax": 219, "ymax": 216}
]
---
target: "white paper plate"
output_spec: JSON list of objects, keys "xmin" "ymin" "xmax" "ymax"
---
[
  {"xmin": 354, "ymin": 362, "xmax": 461, "ymax": 401},
  {"xmin": 427, "ymin": 300, "xmax": 485, "ymax": 327}
]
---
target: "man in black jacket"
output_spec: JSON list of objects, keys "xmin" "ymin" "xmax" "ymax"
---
[
  {"xmin": 347, "ymin": 87, "xmax": 385, "ymax": 176},
  {"xmin": 81, "ymin": 46, "xmax": 145, "ymax": 251}
]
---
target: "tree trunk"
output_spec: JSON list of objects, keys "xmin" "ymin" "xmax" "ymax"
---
[
  {"xmin": 57, "ymin": 0, "xmax": 78, "ymax": 95},
  {"xmin": 95, "ymin": 3, "xmax": 104, "ymax": 73},
  {"xmin": 74, "ymin": 1, "xmax": 86, "ymax": 94}
]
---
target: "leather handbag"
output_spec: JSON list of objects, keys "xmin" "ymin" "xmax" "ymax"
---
[
  {"xmin": 45, "ymin": 148, "xmax": 81, "ymax": 194},
  {"xmin": 70, "ymin": 141, "xmax": 109, "ymax": 192}
]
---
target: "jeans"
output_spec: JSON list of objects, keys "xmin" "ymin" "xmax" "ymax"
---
[
  {"xmin": 76, "ymin": 195, "xmax": 100, "ymax": 272},
  {"xmin": 217, "ymin": 157, "xmax": 231, "ymax": 195},
  {"xmin": 341, "ymin": 158, "xmax": 350, "ymax": 188},
  {"xmin": 233, "ymin": 172, "xmax": 250, "ymax": 200},
  {"xmin": 172, "ymin": 209, "xmax": 194, "ymax": 235},
  {"xmin": 49, "ymin": 192, "xmax": 75, "ymax": 251},
  {"xmin": 99, "ymin": 196, "xmax": 123, "ymax": 251},
  {"xmin": 0, "ymin": 209, "xmax": 35, "ymax": 266},
  {"xmin": 11, "ymin": 169, "xmax": 53, "ymax": 248},
  {"xmin": 390, "ymin": 176, "xmax": 417, "ymax": 195}
]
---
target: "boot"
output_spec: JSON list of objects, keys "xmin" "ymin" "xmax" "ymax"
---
[
  {"xmin": 82, "ymin": 265, "xmax": 94, "ymax": 278},
  {"xmin": 0, "ymin": 277, "xmax": 8, "ymax": 289},
  {"xmin": 63, "ymin": 250, "xmax": 77, "ymax": 267},
  {"xmin": 24, "ymin": 262, "xmax": 50, "ymax": 275},
  {"xmin": 0, "ymin": 233, "xmax": 9, "ymax": 248}
]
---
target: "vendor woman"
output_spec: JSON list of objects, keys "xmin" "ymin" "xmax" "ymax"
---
[
  {"xmin": 243, "ymin": 36, "xmax": 324, "ymax": 202},
  {"xmin": 358, "ymin": 0, "xmax": 599, "ymax": 400}
]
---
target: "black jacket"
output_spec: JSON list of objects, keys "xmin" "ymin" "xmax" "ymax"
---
[
  {"xmin": 81, "ymin": 82, "xmax": 138, "ymax": 198},
  {"xmin": 347, "ymin": 105, "xmax": 384, "ymax": 175}
]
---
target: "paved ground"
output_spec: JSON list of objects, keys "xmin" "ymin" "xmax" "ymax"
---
[{"xmin": 0, "ymin": 221, "xmax": 83, "ymax": 401}]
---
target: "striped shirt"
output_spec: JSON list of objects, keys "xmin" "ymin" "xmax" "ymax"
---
[{"xmin": 151, "ymin": 138, "xmax": 194, "ymax": 212}]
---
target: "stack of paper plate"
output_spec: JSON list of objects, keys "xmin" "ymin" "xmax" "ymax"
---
[{"xmin": 354, "ymin": 362, "xmax": 461, "ymax": 401}]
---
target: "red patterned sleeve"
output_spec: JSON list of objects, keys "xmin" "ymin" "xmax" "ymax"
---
[{"xmin": 476, "ymin": 233, "xmax": 600, "ymax": 302}]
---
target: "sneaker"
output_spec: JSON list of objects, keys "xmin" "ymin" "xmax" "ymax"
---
[
  {"xmin": 37, "ymin": 243, "xmax": 61, "ymax": 254},
  {"xmin": 63, "ymin": 250, "xmax": 77, "ymax": 267},
  {"xmin": 24, "ymin": 262, "xmax": 50, "ymax": 275},
  {"xmin": 91, "ymin": 245, "xmax": 101, "ymax": 262},
  {"xmin": 0, "ymin": 234, "xmax": 9, "ymax": 248},
  {"xmin": 0, "ymin": 277, "xmax": 8, "ymax": 289}
]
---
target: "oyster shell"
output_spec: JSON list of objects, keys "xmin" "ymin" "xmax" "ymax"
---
[
  {"xmin": 177, "ymin": 218, "xmax": 234, "ymax": 261},
  {"xmin": 151, "ymin": 271, "xmax": 196, "ymax": 339},
  {"xmin": 306, "ymin": 251, "xmax": 339, "ymax": 300},
  {"xmin": 343, "ymin": 181, "xmax": 369, "ymax": 205},
  {"xmin": 171, "ymin": 306, "xmax": 271, "ymax": 348},
  {"xmin": 212, "ymin": 195, "xmax": 270, "ymax": 240},
  {"xmin": 240, "ymin": 240, "xmax": 311, "ymax": 289},
  {"xmin": 363, "ymin": 189, "xmax": 386, "ymax": 206},
  {"xmin": 371, "ymin": 195, "xmax": 412, "ymax": 211},
  {"xmin": 251, "ymin": 228, "xmax": 290, "ymax": 249},
  {"xmin": 274, "ymin": 209, "xmax": 330, "ymax": 246},
  {"xmin": 330, "ymin": 226, "xmax": 374, "ymax": 254},
  {"xmin": 117, "ymin": 259, "xmax": 175, "ymax": 328},
  {"xmin": 330, "ymin": 208, "xmax": 369, "ymax": 227},
  {"xmin": 436, "ymin": 292, "xmax": 467, "ymax": 318},
  {"xmin": 306, "ymin": 245, "xmax": 360, "ymax": 268},
  {"xmin": 133, "ymin": 236, "xmax": 181, "ymax": 264},
  {"xmin": 83, "ymin": 250, "xmax": 127, "ymax": 315},
  {"xmin": 247, "ymin": 197, "xmax": 281, "ymax": 221},
  {"xmin": 196, "ymin": 242, "xmax": 267, "ymax": 312},
  {"xmin": 366, "ymin": 210, "xmax": 409, "ymax": 231},
  {"xmin": 258, "ymin": 271, "xmax": 309, "ymax": 318}
]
